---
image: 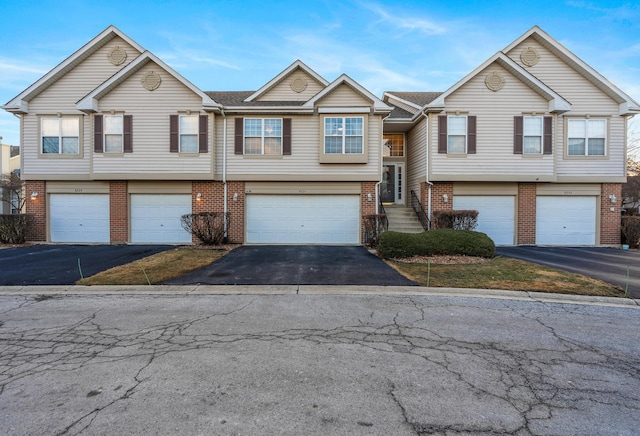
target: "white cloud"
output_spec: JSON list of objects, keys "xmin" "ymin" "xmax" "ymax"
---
[{"xmin": 360, "ymin": 1, "xmax": 447, "ymax": 36}]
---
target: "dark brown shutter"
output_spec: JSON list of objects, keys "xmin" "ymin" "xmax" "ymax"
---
[
  {"xmin": 169, "ymin": 114, "xmax": 179, "ymax": 153},
  {"xmin": 199, "ymin": 114, "xmax": 208, "ymax": 153},
  {"xmin": 234, "ymin": 117, "xmax": 244, "ymax": 155},
  {"xmin": 438, "ymin": 115, "xmax": 447, "ymax": 154},
  {"xmin": 123, "ymin": 115, "xmax": 133, "ymax": 153},
  {"xmin": 94, "ymin": 114, "xmax": 103, "ymax": 153},
  {"xmin": 467, "ymin": 116, "xmax": 476, "ymax": 154},
  {"xmin": 283, "ymin": 118, "xmax": 292, "ymax": 155},
  {"xmin": 514, "ymin": 116, "xmax": 523, "ymax": 154},
  {"xmin": 543, "ymin": 116, "xmax": 553, "ymax": 155}
]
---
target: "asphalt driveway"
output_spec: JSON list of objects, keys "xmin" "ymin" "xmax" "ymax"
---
[
  {"xmin": 497, "ymin": 246, "xmax": 640, "ymax": 299},
  {"xmin": 167, "ymin": 245, "xmax": 417, "ymax": 286},
  {"xmin": 0, "ymin": 244, "xmax": 174, "ymax": 285}
]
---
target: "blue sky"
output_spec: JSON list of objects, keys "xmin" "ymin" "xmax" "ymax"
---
[{"xmin": 1, "ymin": 0, "xmax": 639, "ymax": 147}]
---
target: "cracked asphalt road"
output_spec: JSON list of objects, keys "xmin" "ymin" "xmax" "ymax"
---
[{"xmin": 1, "ymin": 294, "xmax": 638, "ymax": 435}]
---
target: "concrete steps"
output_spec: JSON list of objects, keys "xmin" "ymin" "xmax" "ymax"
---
[{"xmin": 384, "ymin": 206, "xmax": 425, "ymax": 233}]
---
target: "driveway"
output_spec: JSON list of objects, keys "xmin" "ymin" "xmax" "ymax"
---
[
  {"xmin": 167, "ymin": 245, "xmax": 417, "ymax": 286},
  {"xmin": 497, "ymin": 246, "xmax": 640, "ymax": 299},
  {"xmin": 0, "ymin": 244, "xmax": 174, "ymax": 285}
]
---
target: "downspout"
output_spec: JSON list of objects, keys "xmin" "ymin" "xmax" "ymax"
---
[
  {"xmin": 377, "ymin": 113, "xmax": 392, "ymax": 214},
  {"xmin": 221, "ymin": 109, "xmax": 228, "ymax": 240},
  {"xmin": 420, "ymin": 110, "xmax": 432, "ymax": 230}
]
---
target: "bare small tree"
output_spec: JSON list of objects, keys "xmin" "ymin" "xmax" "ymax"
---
[{"xmin": 0, "ymin": 172, "xmax": 25, "ymax": 214}]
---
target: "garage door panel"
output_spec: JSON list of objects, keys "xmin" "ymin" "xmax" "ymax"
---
[
  {"xmin": 50, "ymin": 194, "xmax": 110, "ymax": 243},
  {"xmin": 536, "ymin": 196, "xmax": 596, "ymax": 245},
  {"xmin": 246, "ymin": 195, "xmax": 360, "ymax": 244},
  {"xmin": 454, "ymin": 196, "xmax": 515, "ymax": 245},
  {"xmin": 130, "ymin": 194, "xmax": 192, "ymax": 244}
]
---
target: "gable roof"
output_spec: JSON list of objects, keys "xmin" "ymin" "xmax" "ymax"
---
[
  {"xmin": 244, "ymin": 60, "xmax": 329, "ymax": 102},
  {"xmin": 503, "ymin": 25, "xmax": 640, "ymax": 115},
  {"xmin": 303, "ymin": 74, "xmax": 392, "ymax": 114},
  {"xmin": 384, "ymin": 92, "xmax": 442, "ymax": 109},
  {"xmin": 76, "ymin": 51, "xmax": 220, "ymax": 112},
  {"xmin": 425, "ymin": 52, "xmax": 572, "ymax": 114},
  {"xmin": 3, "ymin": 25, "xmax": 145, "ymax": 114}
]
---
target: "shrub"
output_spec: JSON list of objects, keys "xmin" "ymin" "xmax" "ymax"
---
[
  {"xmin": 0, "ymin": 214, "xmax": 32, "ymax": 244},
  {"xmin": 432, "ymin": 210, "xmax": 479, "ymax": 230},
  {"xmin": 621, "ymin": 216, "xmax": 640, "ymax": 248},
  {"xmin": 378, "ymin": 228, "xmax": 495, "ymax": 259},
  {"xmin": 181, "ymin": 212, "xmax": 229, "ymax": 245}
]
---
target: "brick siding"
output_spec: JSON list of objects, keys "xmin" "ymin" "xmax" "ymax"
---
[
  {"xmin": 227, "ymin": 181, "xmax": 245, "ymax": 243},
  {"xmin": 25, "ymin": 180, "xmax": 46, "ymax": 241},
  {"xmin": 361, "ymin": 181, "xmax": 377, "ymax": 243},
  {"xmin": 517, "ymin": 183, "xmax": 536, "ymax": 244},
  {"xmin": 600, "ymin": 183, "xmax": 622, "ymax": 245},
  {"xmin": 109, "ymin": 181, "xmax": 128, "ymax": 243}
]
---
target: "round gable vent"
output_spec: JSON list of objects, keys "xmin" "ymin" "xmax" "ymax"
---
[
  {"xmin": 290, "ymin": 75, "xmax": 308, "ymax": 93},
  {"xmin": 108, "ymin": 46, "xmax": 127, "ymax": 66},
  {"xmin": 521, "ymin": 47, "xmax": 539, "ymax": 67},
  {"xmin": 485, "ymin": 71, "xmax": 505, "ymax": 92},
  {"xmin": 141, "ymin": 71, "xmax": 161, "ymax": 91}
]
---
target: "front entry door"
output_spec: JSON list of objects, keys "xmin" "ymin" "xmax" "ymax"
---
[{"xmin": 381, "ymin": 165, "xmax": 396, "ymax": 203}]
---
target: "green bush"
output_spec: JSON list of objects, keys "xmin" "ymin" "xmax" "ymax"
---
[{"xmin": 378, "ymin": 229, "xmax": 495, "ymax": 259}]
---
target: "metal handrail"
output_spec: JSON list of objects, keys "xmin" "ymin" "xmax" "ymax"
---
[
  {"xmin": 377, "ymin": 195, "xmax": 389, "ymax": 231},
  {"xmin": 410, "ymin": 190, "xmax": 429, "ymax": 230}
]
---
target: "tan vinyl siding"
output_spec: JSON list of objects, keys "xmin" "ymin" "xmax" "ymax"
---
[
  {"xmin": 257, "ymin": 71, "xmax": 326, "ymax": 102},
  {"xmin": 315, "ymin": 84, "xmax": 371, "ymax": 107},
  {"xmin": 507, "ymin": 38, "xmax": 625, "ymax": 178},
  {"xmin": 219, "ymin": 114, "xmax": 381, "ymax": 180},
  {"xmin": 407, "ymin": 117, "xmax": 427, "ymax": 194},
  {"xmin": 22, "ymin": 37, "xmax": 141, "ymax": 178},
  {"xmin": 92, "ymin": 62, "xmax": 213, "ymax": 177},
  {"xmin": 431, "ymin": 63, "xmax": 554, "ymax": 180}
]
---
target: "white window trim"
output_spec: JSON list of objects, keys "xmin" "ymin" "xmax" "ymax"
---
[
  {"xmin": 383, "ymin": 133, "xmax": 405, "ymax": 158},
  {"xmin": 40, "ymin": 116, "xmax": 80, "ymax": 155},
  {"xmin": 567, "ymin": 118, "xmax": 607, "ymax": 157},
  {"xmin": 244, "ymin": 118, "xmax": 283, "ymax": 155},
  {"xmin": 103, "ymin": 114, "xmax": 123, "ymax": 154},
  {"xmin": 523, "ymin": 115, "xmax": 543, "ymax": 155},
  {"xmin": 324, "ymin": 116, "xmax": 365, "ymax": 155},
  {"xmin": 447, "ymin": 115, "xmax": 467, "ymax": 154},
  {"xmin": 179, "ymin": 114, "xmax": 199, "ymax": 153}
]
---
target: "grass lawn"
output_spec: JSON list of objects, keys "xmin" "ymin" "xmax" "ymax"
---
[
  {"xmin": 77, "ymin": 246, "xmax": 230, "ymax": 285},
  {"xmin": 388, "ymin": 256, "xmax": 625, "ymax": 297}
]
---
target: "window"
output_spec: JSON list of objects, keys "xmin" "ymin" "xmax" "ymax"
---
[
  {"xmin": 179, "ymin": 115, "xmax": 198, "ymax": 153},
  {"xmin": 568, "ymin": 119, "xmax": 606, "ymax": 156},
  {"xmin": 447, "ymin": 116, "xmax": 467, "ymax": 154},
  {"xmin": 170, "ymin": 114, "xmax": 208, "ymax": 153},
  {"xmin": 383, "ymin": 134, "xmax": 404, "ymax": 157},
  {"xmin": 244, "ymin": 118, "xmax": 282, "ymax": 155},
  {"xmin": 104, "ymin": 115, "xmax": 123, "ymax": 153},
  {"xmin": 324, "ymin": 117, "xmax": 363, "ymax": 154},
  {"xmin": 41, "ymin": 116, "xmax": 79, "ymax": 154},
  {"xmin": 523, "ymin": 116, "xmax": 543, "ymax": 154},
  {"xmin": 94, "ymin": 114, "xmax": 132, "ymax": 154},
  {"xmin": 438, "ymin": 115, "xmax": 476, "ymax": 154}
]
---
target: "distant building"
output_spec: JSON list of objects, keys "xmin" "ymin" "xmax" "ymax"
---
[{"xmin": 0, "ymin": 140, "xmax": 21, "ymax": 214}]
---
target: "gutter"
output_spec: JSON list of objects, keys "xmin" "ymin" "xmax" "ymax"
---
[
  {"xmin": 221, "ymin": 109, "xmax": 228, "ymax": 240},
  {"xmin": 420, "ymin": 110, "xmax": 432, "ymax": 229}
]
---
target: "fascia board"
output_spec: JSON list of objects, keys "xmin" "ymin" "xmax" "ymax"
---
[
  {"xmin": 245, "ymin": 60, "xmax": 329, "ymax": 102},
  {"xmin": 382, "ymin": 92, "xmax": 422, "ymax": 111},
  {"xmin": 4, "ymin": 25, "xmax": 145, "ymax": 111}
]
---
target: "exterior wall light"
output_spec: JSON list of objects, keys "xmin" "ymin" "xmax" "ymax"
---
[
  {"xmin": 233, "ymin": 193, "xmax": 238, "ymax": 202},
  {"xmin": 31, "ymin": 192, "xmax": 39, "ymax": 200},
  {"xmin": 367, "ymin": 193, "xmax": 372, "ymax": 201},
  {"xmin": 196, "ymin": 193, "xmax": 202, "ymax": 201},
  {"xmin": 443, "ymin": 194, "xmax": 449, "ymax": 203},
  {"xmin": 609, "ymin": 194, "xmax": 616, "ymax": 203}
]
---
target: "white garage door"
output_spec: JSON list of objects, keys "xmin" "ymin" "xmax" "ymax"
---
[
  {"xmin": 453, "ymin": 196, "xmax": 515, "ymax": 245},
  {"xmin": 536, "ymin": 196, "xmax": 596, "ymax": 245},
  {"xmin": 130, "ymin": 194, "xmax": 192, "ymax": 243},
  {"xmin": 50, "ymin": 194, "xmax": 110, "ymax": 243},
  {"xmin": 246, "ymin": 195, "xmax": 360, "ymax": 244}
]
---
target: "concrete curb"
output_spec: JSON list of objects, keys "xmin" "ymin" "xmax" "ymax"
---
[{"xmin": 0, "ymin": 285, "xmax": 637, "ymax": 308}]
